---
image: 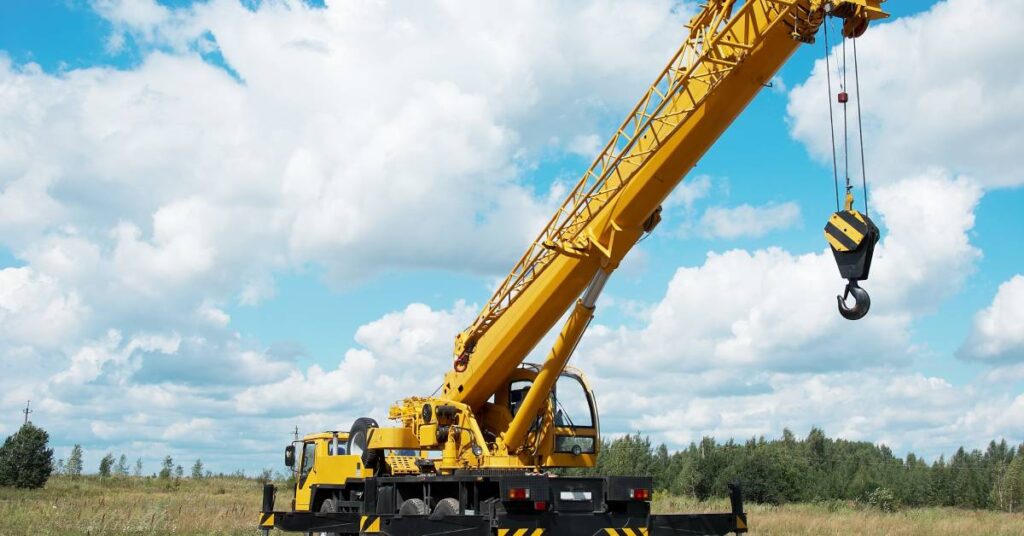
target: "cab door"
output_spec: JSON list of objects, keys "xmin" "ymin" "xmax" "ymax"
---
[{"xmin": 294, "ymin": 441, "xmax": 317, "ymax": 511}]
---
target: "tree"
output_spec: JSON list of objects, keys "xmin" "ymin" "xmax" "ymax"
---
[
  {"xmin": 0, "ymin": 423, "xmax": 54, "ymax": 489},
  {"xmin": 98, "ymin": 453, "xmax": 115, "ymax": 478},
  {"xmin": 174, "ymin": 464, "xmax": 184, "ymax": 479},
  {"xmin": 66, "ymin": 444, "xmax": 83, "ymax": 478},
  {"xmin": 992, "ymin": 455, "xmax": 1024, "ymax": 512},
  {"xmin": 115, "ymin": 454, "xmax": 129, "ymax": 477},
  {"xmin": 191, "ymin": 459, "xmax": 204, "ymax": 479},
  {"xmin": 159, "ymin": 456, "xmax": 174, "ymax": 479},
  {"xmin": 134, "ymin": 457, "xmax": 143, "ymax": 477}
]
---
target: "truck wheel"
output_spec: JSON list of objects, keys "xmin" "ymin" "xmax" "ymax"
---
[
  {"xmin": 347, "ymin": 417, "xmax": 382, "ymax": 471},
  {"xmin": 318, "ymin": 498, "xmax": 339, "ymax": 536},
  {"xmin": 432, "ymin": 497, "xmax": 460, "ymax": 517},
  {"xmin": 399, "ymin": 498, "xmax": 427, "ymax": 515}
]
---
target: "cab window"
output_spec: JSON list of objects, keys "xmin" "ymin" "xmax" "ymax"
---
[
  {"xmin": 553, "ymin": 375, "xmax": 597, "ymax": 454},
  {"xmin": 299, "ymin": 441, "xmax": 316, "ymax": 483}
]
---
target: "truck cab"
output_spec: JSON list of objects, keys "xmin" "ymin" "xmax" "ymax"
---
[{"xmin": 286, "ymin": 431, "xmax": 372, "ymax": 512}]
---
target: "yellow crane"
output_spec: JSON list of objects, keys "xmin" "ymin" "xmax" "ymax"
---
[{"xmin": 259, "ymin": 2, "xmax": 887, "ymax": 535}]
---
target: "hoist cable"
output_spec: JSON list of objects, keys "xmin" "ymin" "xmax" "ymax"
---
[
  {"xmin": 853, "ymin": 37, "xmax": 869, "ymax": 216},
  {"xmin": 823, "ymin": 19, "xmax": 840, "ymax": 211},
  {"xmin": 842, "ymin": 35, "xmax": 850, "ymax": 192}
]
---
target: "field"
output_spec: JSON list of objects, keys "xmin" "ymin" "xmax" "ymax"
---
[{"xmin": 0, "ymin": 476, "xmax": 1021, "ymax": 535}]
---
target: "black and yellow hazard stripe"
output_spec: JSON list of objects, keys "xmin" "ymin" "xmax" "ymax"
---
[
  {"xmin": 600, "ymin": 529, "xmax": 649, "ymax": 536},
  {"xmin": 736, "ymin": 514, "xmax": 747, "ymax": 530},
  {"xmin": 360, "ymin": 515, "xmax": 381, "ymax": 533},
  {"xmin": 258, "ymin": 512, "xmax": 274, "ymax": 528},
  {"xmin": 496, "ymin": 529, "xmax": 545, "ymax": 536},
  {"xmin": 824, "ymin": 209, "xmax": 869, "ymax": 252}
]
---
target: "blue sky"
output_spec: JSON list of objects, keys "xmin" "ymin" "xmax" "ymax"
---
[{"xmin": 1, "ymin": 0, "xmax": 1022, "ymax": 474}]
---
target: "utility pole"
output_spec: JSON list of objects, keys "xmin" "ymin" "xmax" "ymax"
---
[{"xmin": 22, "ymin": 400, "xmax": 32, "ymax": 425}]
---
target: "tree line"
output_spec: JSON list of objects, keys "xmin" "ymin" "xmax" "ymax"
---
[
  {"xmin": 53, "ymin": 445, "xmax": 211, "ymax": 480},
  {"xmin": 4, "ymin": 421, "xmax": 1023, "ymax": 513},
  {"xmin": 565, "ymin": 428, "xmax": 1024, "ymax": 512}
]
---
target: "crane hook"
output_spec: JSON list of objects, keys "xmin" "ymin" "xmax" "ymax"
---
[{"xmin": 837, "ymin": 279, "xmax": 870, "ymax": 320}]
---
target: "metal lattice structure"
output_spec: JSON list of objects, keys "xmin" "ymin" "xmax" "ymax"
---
[{"xmin": 456, "ymin": 0, "xmax": 815, "ymax": 357}]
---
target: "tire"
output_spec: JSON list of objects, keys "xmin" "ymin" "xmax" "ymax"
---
[
  {"xmin": 432, "ymin": 497, "xmax": 460, "ymax": 517},
  {"xmin": 399, "ymin": 497, "xmax": 428, "ymax": 516},
  {"xmin": 317, "ymin": 498, "xmax": 339, "ymax": 536},
  {"xmin": 347, "ymin": 417, "xmax": 382, "ymax": 471}
]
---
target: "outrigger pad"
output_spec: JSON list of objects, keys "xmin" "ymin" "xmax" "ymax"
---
[{"xmin": 825, "ymin": 210, "xmax": 880, "ymax": 281}]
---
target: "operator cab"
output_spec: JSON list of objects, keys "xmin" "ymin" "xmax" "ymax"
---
[{"xmin": 503, "ymin": 365, "xmax": 600, "ymax": 463}]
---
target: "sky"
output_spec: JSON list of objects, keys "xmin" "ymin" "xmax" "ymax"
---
[{"xmin": 1, "ymin": 0, "xmax": 1022, "ymax": 475}]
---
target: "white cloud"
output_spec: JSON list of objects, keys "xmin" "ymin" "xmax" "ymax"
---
[
  {"xmin": 787, "ymin": 0, "xmax": 1024, "ymax": 188},
  {"xmin": 959, "ymin": 275, "xmax": 1024, "ymax": 363},
  {"xmin": 583, "ymin": 170, "xmax": 979, "ymax": 377},
  {"xmin": 663, "ymin": 175, "xmax": 713, "ymax": 213},
  {"xmin": 697, "ymin": 201, "xmax": 801, "ymax": 239},
  {"xmin": 233, "ymin": 301, "xmax": 476, "ymax": 416},
  {"xmin": 0, "ymin": 267, "xmax": 86, "ymax": 348}
]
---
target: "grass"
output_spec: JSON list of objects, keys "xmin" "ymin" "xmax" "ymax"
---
[
  {"xmin": 654, "ymin": 495, "xmax": 1024, "ymax": 535},
  {"xmin": 0, "ymin": 476, "xmax": 1020, "ymax": 535},
  {"xmin": 0, "ymin": 476, "xmax": 289, "ymax": 536}
]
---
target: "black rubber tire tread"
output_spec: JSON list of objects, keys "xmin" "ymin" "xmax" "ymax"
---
[
  {"xmin": 432, "ymin": 497, "xmax": 460, "ymax": 517},
  {"xmin": 398, "ymin": 497, "xmax": 428, "ymax": 516},
  {"xmin": 318, "ymin": 498, "xmax": 339, "ymax": 536}
]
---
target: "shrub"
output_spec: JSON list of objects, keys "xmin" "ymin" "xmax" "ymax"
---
[{"xmin": 0, "ymin": 423, "xmax": 54, "ymax": 489}]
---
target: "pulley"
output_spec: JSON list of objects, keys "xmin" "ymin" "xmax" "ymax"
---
[{"xmin": 824, "ymin": 192, "xmax": 879, "ymax": 320}]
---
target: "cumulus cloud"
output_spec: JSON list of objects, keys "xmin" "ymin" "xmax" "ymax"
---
[
  {"xmin": 697, "ymin": 201, "xmax": 801, "ymax": 239},
  {"xmin": 562, "ymin": 169, "xmax": 1014, "ymax": 455},
  {"xmin": 0, "ymin": 266, "xmax": 86, "ymax": 349},
  {"xmin": 233, "ymin": 301, "xmax": 476, "ymax": 416},
  {"xmin": 787, "ymin": 0, "xmax": 1024, "ymax": 188},
  {"xmin": 583, "ymin": 170, "xmax": 980, "ymax": 377},
  {"xmin": 0, "ymin": 0, "xmax": 692, "ymax": 470},
  {"xmin": 959, "ymin": 275, "xmax": 1024, "ymax": 364}
]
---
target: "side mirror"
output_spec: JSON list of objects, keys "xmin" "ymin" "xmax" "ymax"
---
[{"xmin": 284, "ymin": 445, "xmax": 295, "ymax": 468}]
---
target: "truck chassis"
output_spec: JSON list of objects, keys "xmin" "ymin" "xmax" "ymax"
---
[{"xmin": 260, "ymin": 473, "xmax": 747, "ymax": 536}]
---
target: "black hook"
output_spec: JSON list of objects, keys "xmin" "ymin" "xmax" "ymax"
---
[{"xmin": 837, "ymin": 279, "xmax": 870, "ymax": 320}]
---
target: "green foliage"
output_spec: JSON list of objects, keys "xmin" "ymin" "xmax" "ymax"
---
[
  {"xmin": 191, "ymin": 459, "xmax": 204, "ymax": 479},
  {"xmin": 115, "ymin": 454, "xmax": 129, "ymax": 477},
  {"xmin": 0, "ymin": 423, "xmax": 54, "ymax": 489},
  {"xmin": 159, "ymin": 456, "xmax": 174, "ymax": 479},
  {"xmin": 66, "ymin": 444, "xmax": 83, "ymax": 478},
  {"xmin": 867, "ymin": 487, "xmax": 900, "ymax": 512},
  {"xmin": 98, "ymin": 453, "xmax": 115, "ymax": 478},
  {"xmin": 580, "ymin": 428, "xmax": 1022, "ymax": 510}
]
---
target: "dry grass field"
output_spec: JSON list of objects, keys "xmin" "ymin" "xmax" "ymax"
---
[{"xmin": 0, "ymin": 476, "xmax": 1020, "ymax": 535}]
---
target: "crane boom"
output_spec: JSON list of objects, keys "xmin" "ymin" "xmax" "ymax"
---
[{"xmin": 443, "ymin": 0, "xmax": 886, "ymax": 409}]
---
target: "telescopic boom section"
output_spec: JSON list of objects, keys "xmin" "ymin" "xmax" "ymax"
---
[{"xmin": 442, "ymin": 0, "xmax": 887, "ymax": 409}]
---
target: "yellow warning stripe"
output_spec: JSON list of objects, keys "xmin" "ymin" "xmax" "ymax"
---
[
  {"xmin": 360, "ymin": 515, "xmax": 381, "ymax": 533},
  {"xmin": 603, "ymin": 529, "xmax": 647, "ymax": 536},
  {"xmin": 258, "ymin": 512, "xmax": 274, "ymax": 527},
  {"xmin": 497, "ymin": 529, "xmax": 544, "ymax": 536},
  {"xmin": 737, "ymin": 515, "xmax": 747, "ymax": 530},
  {"xmin": 825, "ymin": 210, "xmax": 868, "ymax": 252}
]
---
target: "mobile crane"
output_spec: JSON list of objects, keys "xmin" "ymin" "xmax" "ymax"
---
[{"xmin": 259, "ymin": 1, "xmax": 886, "ymax": 534}]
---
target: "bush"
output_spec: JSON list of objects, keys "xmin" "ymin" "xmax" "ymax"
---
[
  {"xmin": 0, "ymin": 423, "xmax": 54, "ymax": 489},
  {"xmin": 867, "ymin": 486, "xmax": 900, "ymax": 512}
]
